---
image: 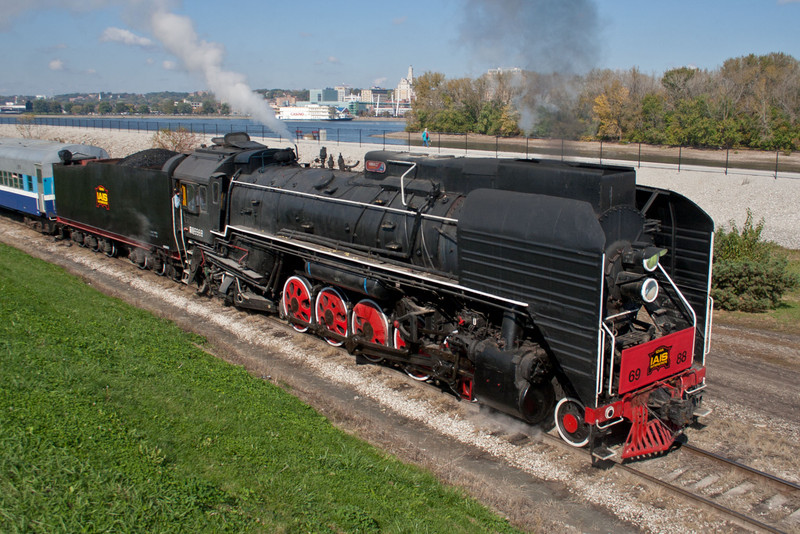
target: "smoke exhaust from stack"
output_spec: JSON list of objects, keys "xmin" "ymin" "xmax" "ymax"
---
[
  {"xmin": 147, "ymin": 7, "xmax": 293, "ymax": 140},
  {"xmin": 458, "ymin": 0, "xmax": 601, "ymax": 134}
]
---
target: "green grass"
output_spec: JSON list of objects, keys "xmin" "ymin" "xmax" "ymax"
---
[{"xmin": 0, "ymin": 243, "xmax": 519, "ymax": 533}]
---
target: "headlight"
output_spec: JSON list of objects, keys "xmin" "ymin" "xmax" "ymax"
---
[
  {"xmin": 618, "ymin": 274, "xmax": 660, "ymax": 304},
  {"xmin": 641, "ymin": 277, "xmax": 659, "ymax": 302}
]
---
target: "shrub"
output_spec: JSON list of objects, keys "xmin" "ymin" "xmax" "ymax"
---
[
  {"xmin": 16, "ymin": 114, "xmax": 41, "ymax": 138},
  {"xmin": 712, "ymin": 209, "xmax": 798, "ymax": 312},
  {"xmin": 151, "ymin": 127, "xmax": 199, "ymax": 152}
]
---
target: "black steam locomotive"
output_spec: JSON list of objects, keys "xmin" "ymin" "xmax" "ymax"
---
[{"xmin": 52, "ymin": 133, "xmax": 714, "ymax": 460}]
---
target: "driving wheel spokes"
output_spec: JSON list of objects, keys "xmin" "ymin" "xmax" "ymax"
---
[
  {"xmin": 352, "ymin": 299, "xmax": 389, "ymax": 362},
  {"xmin": 281, "ymin": 276, "xmax": 313, "ymax": 333},
  {"xmin": 315, "ymin": 287, "xmax": 349, "ymax": 346}
]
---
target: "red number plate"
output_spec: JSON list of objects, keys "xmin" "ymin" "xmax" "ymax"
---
[{"xmin": 618, "ymin": 327, "xmax": 695, "ymax": 395}]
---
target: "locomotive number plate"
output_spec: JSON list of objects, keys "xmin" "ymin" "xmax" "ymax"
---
[{"xmin": 618, "ymin": 327, "xmax": 695, "ymax": 395}]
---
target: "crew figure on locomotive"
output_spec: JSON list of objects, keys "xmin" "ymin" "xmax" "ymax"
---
[{"xmin": 51, "ymin": 132, "xmax": 714, "ymax": 460}]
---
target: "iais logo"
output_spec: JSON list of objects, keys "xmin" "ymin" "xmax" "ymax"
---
[
  {"xmin": 647, "ymin": 345, "xmax": 672, "ymax": 375},
  {"xmin": 95, "ymin": 185, "xmax": 109, "ymax": 210}
]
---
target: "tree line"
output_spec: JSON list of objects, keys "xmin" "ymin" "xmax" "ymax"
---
[
  {"xmin": 26, "ymin": 98, "xmax": 230, "ymax": 116},
  {"xmin": 406, "ymin": 53, "xmax": 800, "ymax": 151}
]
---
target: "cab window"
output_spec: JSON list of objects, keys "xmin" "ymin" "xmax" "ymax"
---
[{"xmin": 180, "ymin": 183, "xmax": 207, "ymax": 214}]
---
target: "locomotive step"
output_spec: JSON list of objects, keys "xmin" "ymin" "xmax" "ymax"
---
[
  {"xmin": 591, "ymin": 447, "xmax": 616, "ymax": 461},
  {"xmin": 693, "ymin": 407, "xmax": 712, "ymax": 417}
]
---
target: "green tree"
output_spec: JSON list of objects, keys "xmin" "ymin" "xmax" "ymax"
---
[
  {"xmin": 201, "ymin": 99, "xmax": 217, "ymax": 114},
  {"xmin": 137, "ymin": 103, "xmax": 151, "ymax": 114},
  {"xmin": 98, "ymin": 101, "xmax": 113, "ymax": 114},
  {"xmin": 159, "ymin": 99, "xmax": 176, "ymax": 115},
  {"xmin": 406, "ymin": 71, "xmax": 447, "ymax": 131}
]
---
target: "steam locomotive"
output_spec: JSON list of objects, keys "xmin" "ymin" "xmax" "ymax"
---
[{"xmin": 44, "ymin": 132, "xmax": 714, "ymax": 459}]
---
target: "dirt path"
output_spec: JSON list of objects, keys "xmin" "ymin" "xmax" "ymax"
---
[{"xmin": 2, "ymin": 215, "xmax": 797, "ymax": 532}]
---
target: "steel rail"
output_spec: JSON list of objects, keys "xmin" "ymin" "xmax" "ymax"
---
[
  {"xmin": 614, "ymin": 461, "xmax": 787, "ymax": 534},
  {"xmin": 680, "ymin": 442, "xmax": 800, "ymax": 493}
]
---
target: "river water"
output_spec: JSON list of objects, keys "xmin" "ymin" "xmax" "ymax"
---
[{"xmin": 0, "ymin": 115, "xmax": 408, "ymax": 146}]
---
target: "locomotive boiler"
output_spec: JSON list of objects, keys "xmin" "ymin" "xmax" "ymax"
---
[{"xmin": 53, "ymin": 133, "xmax": 714, "ymax": 459}]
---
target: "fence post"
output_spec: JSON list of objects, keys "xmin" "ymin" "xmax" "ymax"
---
[
  {"xmin": 599, "ymin": 140, "xmax": 603, "ymax": 164},
  {"xmin": 438, "ymin": 133, "xmax": 441, "ymax": 153},
  {"xmin": 359, "ymin": 129, "xmax": 362, "ymax": 147},
  {"xmin": 775, "ymin": 150, "xmax": 779, "ymax": 179},
  {"xmin": 638, "ymin": 143, "xmax": 642, "ymax": 168},
  {"xmin": 495, "ymin": 136, "xmax": 498, "ymax": 158},
  {"xmin": 561, "ymin": 138, "xmax": 565, "ymax": 161},
  {"xmin": 383, "ymin": 130, "xmax": 386, "ymax": 150},
  {"xmin": 678, "ymin": 146, "xmax": 682, "ymax": 172},
  {"xmin": 725, "ymin": 147, "xmax": 729, "ymax": 175},
  {"xmin": 465, "ymin": 133, "xmax": 468, "ymax": 155},
  {"xmin": 526, "ymin": 137, "xmax": 529, "ymax": 159}
]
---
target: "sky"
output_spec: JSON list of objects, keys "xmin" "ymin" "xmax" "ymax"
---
[{"xmin": 1, "ymin": 0, "xmax": 799, "ymax": 97}]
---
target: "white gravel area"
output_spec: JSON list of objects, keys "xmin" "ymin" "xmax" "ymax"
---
[{"xmin": 4, "ymin": 123, "xmax": 798, "ymax": 249}]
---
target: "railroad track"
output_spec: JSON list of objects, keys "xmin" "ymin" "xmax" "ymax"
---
[{"xmin": 541, "ymin": 432, "xmax": 800, "ymax": 533}]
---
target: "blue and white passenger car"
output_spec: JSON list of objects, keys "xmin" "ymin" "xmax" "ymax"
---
[{"xmin": 0, "ymin": 138, "xmax": 108, "ymax": 221}]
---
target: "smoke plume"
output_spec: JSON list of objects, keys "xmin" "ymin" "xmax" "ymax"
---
[
  {"xmin": 0, "ymin": 0, "xmax": 292, "ymax": 140},
  {"xmin": 459, "ymin": 0, "xmax": 601, "ymax": 134},
  {"xmin": 147, "ymin": 6, "xmax": 293, "ymax": 140},
  {"xmin": 458, "ymin": 0, "xmax": 600, "ymax": 75}
]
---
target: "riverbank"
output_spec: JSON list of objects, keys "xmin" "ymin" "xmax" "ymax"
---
[{"xmin": 3, "ymin": 124, "xmax": 799, "ymax": 249}]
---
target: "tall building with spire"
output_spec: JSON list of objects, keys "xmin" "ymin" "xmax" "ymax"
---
[{"xmin": 395, "ymin": 65, "xmax": 415, "ymax": 102}]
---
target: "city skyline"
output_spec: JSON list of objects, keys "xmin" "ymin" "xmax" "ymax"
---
[{"xmin": 2, "ymin": 0, "xmax": 799, "ymax": 98}]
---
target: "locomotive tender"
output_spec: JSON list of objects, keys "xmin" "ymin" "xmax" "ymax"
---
[{"xmin": 50, "ymin": 132, "xmax": 713, "ymax": 460}]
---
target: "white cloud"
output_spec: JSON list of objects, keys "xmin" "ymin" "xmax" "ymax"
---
[
  {"xmin": 392, "ymin": 16, "xmax": 407, "ymax": 25},
  {"xmin": 327, "ymin": 56, "xmax": 340, "ymax": 64},
  {"xmin": 48, "ymin": 59, "xmax": 64, "ymax": 70},
  {"xmin": 100, "ymin": 27, "xmax": 154, "ymax": 48},
  {"xmin": 162, "ymin": 60, "xmax": 176, "ymax": 70}
]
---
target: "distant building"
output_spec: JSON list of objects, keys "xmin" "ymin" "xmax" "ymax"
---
[
  {"xmin": 360, "ymin": 87, "xmax": 392, "ymax": 104},
  {"xmin": 309, "ymin": 88, "xmax": 339, "ymax": 103},
  {"xmin": 395, "ymin": 65, "xmax": 415, "ymax": 103},
  {"xmin": 334, "ymin": 85, "xmax": 352, "ymax": 102},
  {"xmin": 487, "ymin": 67, "xmax": 522, "ymax": 76}
]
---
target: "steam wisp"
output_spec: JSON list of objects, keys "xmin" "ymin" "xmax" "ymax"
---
[{"xmin": 148, "ymin": 8, "xmax": 293, "ymax": 140}]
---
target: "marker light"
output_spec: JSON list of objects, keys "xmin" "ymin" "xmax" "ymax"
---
[{"xmin": 642, "ymin": 247, "xmax": 667, "ymax": 272}]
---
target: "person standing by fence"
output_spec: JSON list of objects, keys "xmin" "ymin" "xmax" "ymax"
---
[{"xmin": 422, "ymin": 128, "xmax": 430, "ymax": 147}]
